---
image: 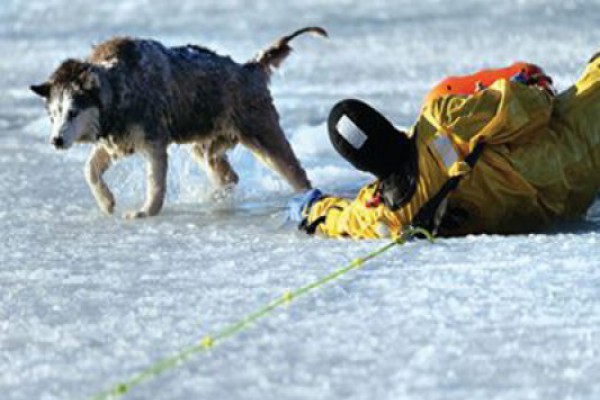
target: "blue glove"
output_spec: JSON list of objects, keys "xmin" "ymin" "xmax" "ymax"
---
[{"xmin": 287, "ymin": 189, "xmax": 324, "ymax": 223}]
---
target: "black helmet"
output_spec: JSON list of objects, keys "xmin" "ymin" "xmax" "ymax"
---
[{"xmin": 328, "ymin": 99, "xmax": 419, "ymax": 210}]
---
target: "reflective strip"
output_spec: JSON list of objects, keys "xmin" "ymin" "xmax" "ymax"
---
[
  {"xmin": 337, "ymin": 115, "xmax": 368, "ymax": 149},
  {"xmin": 431, "ymin": 135, "xmax": 458, "ymax": 169}
]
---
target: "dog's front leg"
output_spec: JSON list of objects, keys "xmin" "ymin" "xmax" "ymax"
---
[
  {"xmin": 85, "ymin": 145, "xmax": 115, "ymax": 215},
  {"xmin": 123, "ymin": 144, "xmax": 168, "ymax": 219}
]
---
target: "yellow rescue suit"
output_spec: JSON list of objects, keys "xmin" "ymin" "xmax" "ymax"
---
[{"xmin": 305, "ymin": 58, "xmax": 600, "ymax": 238}]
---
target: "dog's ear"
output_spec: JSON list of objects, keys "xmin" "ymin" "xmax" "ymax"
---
[{"xmin": 30, "ymin": 82, "xmax": 51, "ymax": 98}]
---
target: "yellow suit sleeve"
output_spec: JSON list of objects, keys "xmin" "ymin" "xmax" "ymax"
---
[
  {"xmin": 302, "ymin": 129, "xmax": 449, "ymax": 240},
  {"xmin": 303, "ymin": 184, "xmax": 405, "ymax": 240}
]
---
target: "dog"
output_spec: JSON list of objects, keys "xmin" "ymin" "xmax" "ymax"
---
[{"xmin": 30, "ymin": 27, "xmax": 326, "ymax": 218}]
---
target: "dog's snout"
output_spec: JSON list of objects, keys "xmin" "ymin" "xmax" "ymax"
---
[{"xmin": 51, "ymin": 136, "xmax": 64, "ymax": 148}]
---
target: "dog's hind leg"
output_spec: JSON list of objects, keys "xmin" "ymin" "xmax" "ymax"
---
[
  {"xmin": 191, "ymin": 142, "xmax": 239, "ymax": 188},
  {"xmin": 239, "ymin": 119, "xmax": 311, "ymax": 192},
  {"xmin": 124, "ymin": 144, "xmax": 168, "ymax": 219},
  {"xmin": 85, "ymin": 145, "xmax": 115, "ymax": 215}
]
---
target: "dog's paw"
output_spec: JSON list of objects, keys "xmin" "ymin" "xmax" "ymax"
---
[
  {"xmin": 123, "ymin": 210, "xmax": 148, "ymax": 220},
  {"xmin": 99, "ymin": 199, "xmax": 115, "ymax": 215}
]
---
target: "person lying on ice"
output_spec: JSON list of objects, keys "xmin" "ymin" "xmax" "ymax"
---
[{"xmin": 288, "ymin": 57, "xmax": 600, "ymax": 239}]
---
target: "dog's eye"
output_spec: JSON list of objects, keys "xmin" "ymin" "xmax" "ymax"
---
[{"xmin": 67, "ymin": 110, "xmax": 79, "ymax": 120}]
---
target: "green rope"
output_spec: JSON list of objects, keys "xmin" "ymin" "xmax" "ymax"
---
[{"xmin": 91, "ymin": 227, "xmax": 434, "ymax": 400}]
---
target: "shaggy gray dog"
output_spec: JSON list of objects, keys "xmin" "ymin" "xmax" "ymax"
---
[{"xmin": 30, "ymin": 27, "xmax": 326, "ymax": 218}]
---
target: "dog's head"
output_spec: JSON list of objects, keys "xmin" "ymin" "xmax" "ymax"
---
[{"xmin": 30, "ymin": 59, "xmax": 104, "ymax": 149}]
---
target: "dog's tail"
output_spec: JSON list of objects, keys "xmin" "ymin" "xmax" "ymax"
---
[{"xmin": 252, "ymin": 27, "xmax": 328, "ymax": 75}]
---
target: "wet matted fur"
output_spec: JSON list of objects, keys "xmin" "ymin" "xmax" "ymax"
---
[{"xmin": 30, "ymin": 27, "xmax": 326, "ymax": 218}]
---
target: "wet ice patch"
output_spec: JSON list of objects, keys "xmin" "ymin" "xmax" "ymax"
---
[
  {"xmin": 290, "ymin": 122, "xmax": 334, "ymax": 158},
  {"xmin": 308, "ymin": 165, "xmax": 371, "ymax": 190}
]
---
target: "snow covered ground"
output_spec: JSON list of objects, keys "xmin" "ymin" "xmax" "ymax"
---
[{"xmin": 2, "ymin": 0, "xmax": 600, "ymax": 399}]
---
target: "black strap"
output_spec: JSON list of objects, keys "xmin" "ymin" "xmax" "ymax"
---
[
  {"xmin": 298, "ymin": 215, "xmax": 327, "ymax": 235},
  {"xmin": 411, "ymin": 142, "xmax": 485, "ymax": 233},
  {"xmin": 298, "ymin": 205, "xmax": 343, "ymax": 235}
]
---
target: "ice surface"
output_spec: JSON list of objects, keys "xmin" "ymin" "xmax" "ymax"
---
[{"xmin": 2, "ymin": 1, "xmax": 600, "ymax": 399}]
